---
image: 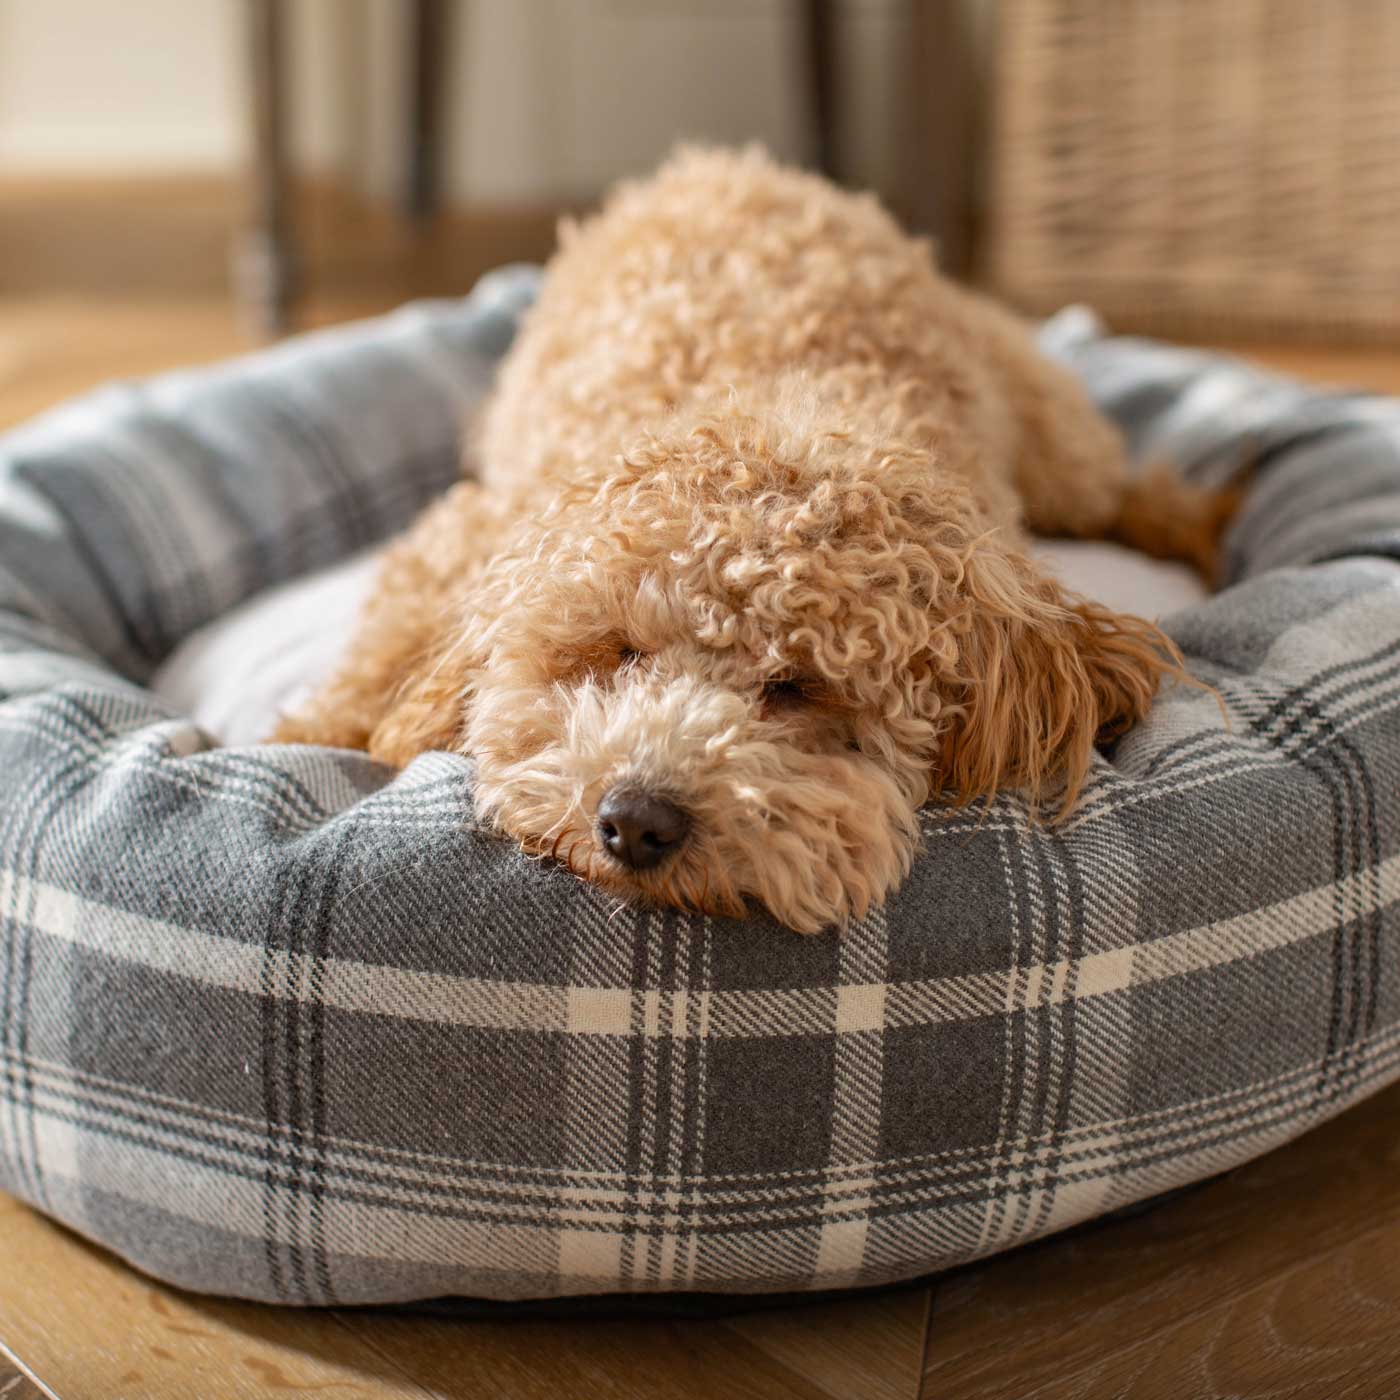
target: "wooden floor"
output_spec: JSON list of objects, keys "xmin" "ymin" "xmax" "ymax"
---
[{"xmin": 3, "ymin": 177, "xmax": 1400, "ymax": 1399}]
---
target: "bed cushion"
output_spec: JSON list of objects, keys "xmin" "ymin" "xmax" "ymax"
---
[{"xmin": 0, "ymin": 268, "xmax": 1397, "ymax": 1306}]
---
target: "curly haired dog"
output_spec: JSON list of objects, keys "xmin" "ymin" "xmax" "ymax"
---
[{"xmin": 273, "ymin": 148, "xmax": 1232, "ymax": 933}]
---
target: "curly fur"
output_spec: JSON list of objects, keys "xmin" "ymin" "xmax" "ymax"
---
[{"xmin": 272, "ymin": 147, "xmax": 1232, "ymax": 934}]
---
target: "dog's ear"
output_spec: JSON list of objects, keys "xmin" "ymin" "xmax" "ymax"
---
[{"xmin": 930, "ymin": 542, "xmax": 1182, "ymax": 816}]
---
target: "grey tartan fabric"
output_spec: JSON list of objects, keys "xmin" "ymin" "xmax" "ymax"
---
[{"xmin": 1, "ymin": 270, "xmax": 1398, "ymax": 1306}]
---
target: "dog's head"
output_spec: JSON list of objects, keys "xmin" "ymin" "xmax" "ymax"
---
[{"xmin": 372, "ymin": 390, "xmax": 1179, "ymax": 933}]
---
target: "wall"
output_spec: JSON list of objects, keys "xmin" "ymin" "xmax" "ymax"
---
[{"xmin": 0, "ymin": 0, "xmax": 241, "ymax": 170}]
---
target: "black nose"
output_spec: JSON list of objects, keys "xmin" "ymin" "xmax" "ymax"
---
[{"xmin": 596, "ymin": 788, "xmax": 690, "ymax": 871}]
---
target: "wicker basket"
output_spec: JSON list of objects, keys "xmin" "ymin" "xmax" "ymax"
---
[{"xmin": 988, "ymin": 0, "xmax": 1400, "ymax": 343}]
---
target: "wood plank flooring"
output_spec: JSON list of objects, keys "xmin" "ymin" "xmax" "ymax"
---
[{"xmin": 921, "ymin": 1081, "xmax": 1400, "ymax": 1399}]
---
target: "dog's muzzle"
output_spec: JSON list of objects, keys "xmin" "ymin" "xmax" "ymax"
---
[{"xmin": 596, "ymin": 787, "xmax": 691, "ymax": 871}]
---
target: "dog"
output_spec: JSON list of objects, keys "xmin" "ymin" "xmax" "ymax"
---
[{"xmin": 272, "ymin": 147, "xmax": 1232, "ymax": 934}]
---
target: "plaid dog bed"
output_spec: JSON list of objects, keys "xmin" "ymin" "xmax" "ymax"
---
[{"xmin": 1, "ymin": 268, "xmax": 1397, "ymax": 1306}]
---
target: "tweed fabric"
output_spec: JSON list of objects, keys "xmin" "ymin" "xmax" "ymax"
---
[{"xmin": 1, "ymin": 270, "xmax": 1397, "ymax": 1304}]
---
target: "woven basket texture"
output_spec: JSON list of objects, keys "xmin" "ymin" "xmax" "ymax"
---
[{"xmin": 989, "ymin": 0, "xmax": 1400, "ymax": 342}]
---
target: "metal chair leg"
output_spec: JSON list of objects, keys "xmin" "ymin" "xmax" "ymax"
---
[
  {"xmin": 805, "ymin": 0, "xmax": 839, "ymax": 178},
  {"xmin": 907, "ymin": 0, "xmax": 977, "ymax": 277},
  {"xmin": 403, "ymin": 0, "xmax": 449, "ymax": 224},
  {"xmin": 237, "ymin": 0, "xmax": 296, "ymax": 337}
]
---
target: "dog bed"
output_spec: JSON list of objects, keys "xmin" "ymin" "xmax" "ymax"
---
[{"xmin": 0, "ymin": 267, "xmax": 1397, "ymax": 1306}]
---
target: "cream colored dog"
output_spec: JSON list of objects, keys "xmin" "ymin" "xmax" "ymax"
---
[{"xmin": 274, "ymin": 148, "xmax": 1229, "ymax": 933}]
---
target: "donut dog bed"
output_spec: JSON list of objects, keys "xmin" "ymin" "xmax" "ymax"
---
[{"xmin": 0, "ymin": 267, "xmax": 1397, "ymax": 1304}]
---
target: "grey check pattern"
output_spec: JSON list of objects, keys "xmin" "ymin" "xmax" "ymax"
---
[{"xmin": 1, "ymin": 271, "xmax": 1397, "ymax": 1305}]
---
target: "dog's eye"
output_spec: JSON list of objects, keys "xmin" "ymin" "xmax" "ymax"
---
[
  {"xmin": 557, "ymin": 641, "xmax": 645, "ymax": 685},
  {"xmin": 761, "ymin": 677, "xmax": 811, "ymax": 706}
]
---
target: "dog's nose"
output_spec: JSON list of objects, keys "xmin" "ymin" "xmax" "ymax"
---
[{"xmin": 596, "ymin": 788, "xmax": 690, "ymax": 871}]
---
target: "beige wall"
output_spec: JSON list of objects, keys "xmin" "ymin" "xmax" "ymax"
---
[
  {"xmin": 0, "ymin": 0, "xmax": 240, "ymax": 169},
  {"xmin": 0, "ymin": 0, "xmax": 359, "ymax": 172},
  {"xmin": 0, "ymin": 0, "xmax": 914, "ymax": 205}
]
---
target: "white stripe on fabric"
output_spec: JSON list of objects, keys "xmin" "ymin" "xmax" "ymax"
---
[{"xmin": 4, "ymin": 853, "xmax": 1399, "ymax": 1037}]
